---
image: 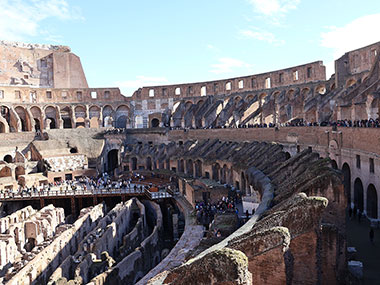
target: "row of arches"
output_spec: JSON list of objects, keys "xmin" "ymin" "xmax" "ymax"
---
[
  {"xmin": 341, "ymin": 162, "xmax": 378, "ymax": 219},
  {"xmin": 128, "ymin": 156, "xmax": 255, "ymax": 196},
  {"xmin": 0, "ymin": 104, "xmax": 131, "ymax": 133}
]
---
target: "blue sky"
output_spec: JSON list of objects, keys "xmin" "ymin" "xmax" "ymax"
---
[{"xmin": 1, "ymin": 0, "xmax": 380, "ymax": 96}]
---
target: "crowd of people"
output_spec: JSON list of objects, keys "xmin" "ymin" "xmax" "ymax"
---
[
  {"xmin": 0, "ymin": 172, "xmax": 162, "ymax": 198},
  {"xmin": 195, "ymin": 195, "xmax": 238, "ymax": 230},
  {"xmin": 168, "ymin": 117, "xmax": 380, "ymax": 130}
]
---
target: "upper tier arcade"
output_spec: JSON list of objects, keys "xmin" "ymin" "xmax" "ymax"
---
[{"xmin": 132, "ymin": 61, "xmax": 326, "ymax": 100}]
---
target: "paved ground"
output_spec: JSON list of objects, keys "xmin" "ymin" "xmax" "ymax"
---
[{"xmin": 347, "ymin": 214, "xmax": 380, "ymax": 284}]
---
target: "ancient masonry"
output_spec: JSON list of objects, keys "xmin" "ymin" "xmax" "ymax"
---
[{"xmin": 0, "ymin": 40, "xmax": 378, "ymax": 284}]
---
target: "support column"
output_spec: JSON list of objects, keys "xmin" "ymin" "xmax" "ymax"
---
[
  {"xmin": 71, "ymin": 197, "xmax": 76, "ymax": 216},
  {"xmin": 39, "ymin": 198, "xmax": 45, "ymax": 209}
]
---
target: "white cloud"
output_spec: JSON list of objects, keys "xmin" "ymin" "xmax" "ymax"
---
[
  {"xmin": 239, "ymin": 27, "xmax": 285, "ymax": 46},
  {"xmin": 247, "ymin": 0, "xmax": 300, "ymax": 17},
  {"xmin": 210, "ymin": 57, "xmax": 253, "ymax": 75},
  {"xmin": 0, "ymin": 0, "xmax": 82, "ymax": 41},
  {"xmin": 321, "ymin": 14, "xmax": 380, "ymax": 59},
  {"xmin": 116, "ymin": 76, "xmax": 169, "ymax": 97},
  {"xmin": 321, "ymin": 14, "xmax": 380, "ymax": 77}
]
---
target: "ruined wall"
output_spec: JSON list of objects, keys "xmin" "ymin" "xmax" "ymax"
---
[
  {"xmin": 335, "ymin": 41, "xmax": 380, "ymax": 88},
  {"xmin": 7, "ymin": 204, "xmax": 105, "ymax": 285},
  {"xmin": 0, "ymin": 41, "xmax": 87, "ymax": 89}
]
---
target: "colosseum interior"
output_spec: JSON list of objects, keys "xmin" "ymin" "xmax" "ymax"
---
[{"xmin": 0, "ymin": 40, "xmax": 379, "ymax": 284}]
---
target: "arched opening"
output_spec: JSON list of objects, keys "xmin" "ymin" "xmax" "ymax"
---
[
  {"xmin": 285, "ymin": 152, "xmax": 291, "ymax": 160},
  {"xmin": 34, "ymin": 119, "xmax": 41, "ymax": 131},
  {"xmin": 342, "ymin": 163, "xmax": 351, "ymax": 207},
  {"xmin": 15, "ymin": 106, "xmax": 31, "ymax": 132},
  {"xmin": 212, "ymin": 163, "xmax": 220, "ymax": 181},
  {"xmin": 3, "ymin": 155, "xmax": 12, "ymax": 163},
  {"xmin": 24, "ymin": 238, "xmax": 36, "ymax": 252},
  {"xmin": 354, "ymin": 178, "xmax": 364, "ymax": 212},
  {"xmin": 31, "ymin": 106, "xmax": 43, "ymax": 131},
  {"xmin": 146, "ymin": 157, "xmax": 152, "ymax": 170},
  {"xmin": 195, "ymin": 160, "xmax": 202, "ymax": 177},
  {"xmin": 45, "ymin": 106, "xmax": 57, "ymax": 129},
  {"xmin": 15, "ymin": 166, "xmax": 25, "ymax": 180},
  {"xmin": 151, "ymin": 118, "xmax": 160, "ymax": 128},
  {"xmin": 61, "ymin": 107, "xmax": 72, "ymax": 129},
  {"xmin": 103, "ymin": 105, "xmax": 114, "ymax": 127},
  {"xmin": 63, "ymin": 118, "xmax": 72, "ymax": 129},
  {"xmin": 367, "ymin": 184, "xmax": 378, "ymax": 219},
  {"xmin": 186, "ymin": 159, "xmax": 193, "ymax": 176},
  {"xmin": 346, "ymin": 78, "xmax": 356, "ymax": 88},
  {"xmin": 107, "ymin": 149, "xmax": 119, "ymax": 173},
  {"xmin": 70, "ymin": 148, "xmax": 78, "ymax": 154},
  {"xmin": 115, "ymin": 105, "xmax": 129, "ymax": 128},
  {"xmin": 177, "ymin": 159, "xmax": 184, "ymax": 173},
  {"xmin": 131, "ymin": 157, "xmax": 137, "ymax": 171},
  {"xmin": 116, "ymin": 116, "xmax": 128, "ymax": 128},
  {"xmin": 0, "ymin": 122, "xmax": 5, "ymax": 133},
  {"xmin": 49, "ymin": 118, "xmax": 56, "ymax": 129},
  {"xmin": 89, "ymin": 106, "xmax": 101, "ymax": 128},
  {"xmin": 331, "ymin": 160, "xmax": 338, "ymax": 169},
  {"xmin": 0, "ymin": 166, "xmax": 12, "ymax": 177}
]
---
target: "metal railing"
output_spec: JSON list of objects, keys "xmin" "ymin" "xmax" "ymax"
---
[{"xmin": 0, "ymin": 186, "xmax": 172, "ymax": 200}]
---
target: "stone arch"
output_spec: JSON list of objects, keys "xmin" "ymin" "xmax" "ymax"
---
[
  {"xmin": 195, "ymin": 159, "xmax": 202, "ymax": 177},
  {"xmin": 246, "ymin": 94, "xmax": 255, "ymax": 102},
  {"xmin": 15, "ymin": 166, "xmax": 25, "ymax": 180},
  {"xmin": 103, "ymin": 105, "xmax": 114, "ymax": 127},
  {"xmin": 234, "ymin": 96, "xmax": 243, "ymax": 104},
  {"xmin": 115, "ymin": 105, "xmax": 129, "ymax": 128},
  {"xmin": 212, "ymin": 163, "xmax": 220, "ymax": 181},
  {"xmin": 89, "ymin": 105, "xmax": 101, "ymax": 128},
  {"xmin": 177, "ymin": 159, "xmax": 184, "ymax": 173},
  {"xmin": 15, "ymin": 106, "xmax": 32, "ymax": 131},
  {"xmin": 367, "ymin": 184, "xmax": 378, "ymax": 219},
  {"xmin": 315, "ymin": 85, "xmax": 326, "ymax": 95},
  {"xmin": 301, "ymin": 87, "xmax": 310, "ymax": 97},
  {"xmin": 287, "ymin": 89, "xmax": 296, "ymax": 101},
  {"xmin": 285, "ymin": 152, "xmax": 291, "ymax": 160},
  {"xmin": 45, "ymin": 106, "xmax": 58, "ymax": 129},
  {"xmin": 342, "ymin": 163, "xmax": 351, "ymax": 207},
  {"xmin": 346, "ymin": 78, "xmax": 356, "ymax": 88},
  {"xmin": 146, "ymin": 157, "xmax": 152, "ymax": 170},
  {"xmin": 3, "ymin": 155, "xmax": 12, "ymax": 163},
  {"xmin": 30, "ymin": 106, "xmax": 43, "ymax": 131},
  {"xmin": 331, "ymin": 160, "xmax": 338, "ymax": 169},
  {"xmin": 0, "ymin": 166, "xmax": 11, "ymax": 177},
  {"xmin": 151, "ymin": 118, "xmax": 160, "ymax": 128},
  {"xmin": 131, "ymin": 157, "xmax": 137, "ymax": 170},
  {"xmin": 60, "ymin": 106, "xmax": 73, "ymax": 129},
  {"xmin": 1, "ymin": 105, "xmax": 15, "ymax": 132},
  {"xmin": 74, "ymin": 105, "xmax": 86, "ymax": 119},
  {"xmin": 354, "ymin": 178, "xmax": 364, "ymax": 212},
  {"xmin": 186, "ymin": 159, "xmax": 194, "ymax": 176},
  {"xmin": 107, "ymin": 149, "xmax": 119, "ymax": 173}
]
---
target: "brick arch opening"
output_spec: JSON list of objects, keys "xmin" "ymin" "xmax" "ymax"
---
[{"xmin": 367, "ymin": 184, "xmax": 378, "ymax": 219}]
